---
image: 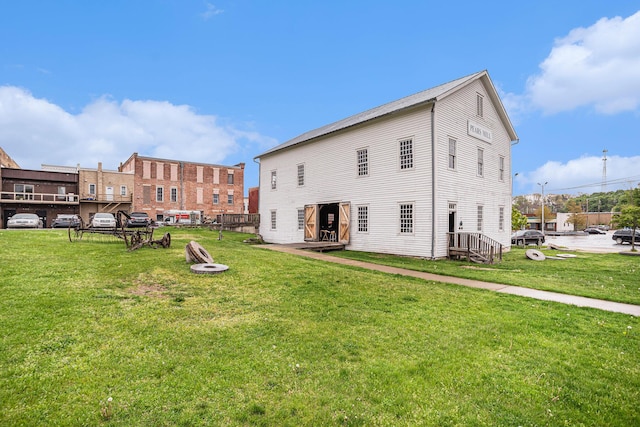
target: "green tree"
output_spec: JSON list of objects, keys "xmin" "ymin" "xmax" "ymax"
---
[
  {"xmin": 612, "ymin": 188, "xmax": 640, "ymax": 251},
  {"xmin": 512, "ymin": 205, "xmax": 528, "ymax": 231},
  {"xmin": 565, "ymin": 199, "xmax": 586, "ymax": 231}
]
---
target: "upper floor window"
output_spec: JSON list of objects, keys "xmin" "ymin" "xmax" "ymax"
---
[
  {"xmin": 399, "ymin": 138, "xmax": 413, "ymax": 170},
  {"xmin": 271, "ymin": 170, "xmax": 277, "ymax": 190},
  {"xmin": 170, "ymin": 187, "xmax": 178, "ymax": 202},
  {"xmin": 477, "ymin": 93, "xmax": 484, "ymax": 117},
  {"xmin": 357, "ymin": 148, "xmax": 369, "ymax": 176},
  {"xmin": 227, "ymin": 172, "xmax": 234, "ymax": 185},
  {"xmin": 228, "ymin": 193, "xmax": 234, "ymax": 205},
  {"xmin": 15, "ymin": 184, "xmax": 34, "ymax": 200},
  {"xmin": 213, "ymin": 193, "xmax": 219, "ymax": 204},
  {"xmin": 399, "ymin": 203, "xmax": 414, "ymax": 234},
  {"xmin": 120, "ymin": 185, "xmax": 127, "ymax": 196},
  {"xmin": 297, "ymin": 164, "xmax": 305, "ymax": 186},
  {"xmin": 156, "ymin": 186, "xmax": 164, "ymax": 202},
  {"xmin": 499, "ymin": 156, "xmax": 505, "ymax": 181},
  {"xmin": 88, "ymin": 184, "xmax": 96, "ymax": 195},
  {"xmin": 477, "ymin": 148, "xmax": 484, "ymax": 177},
  {"xmin": 448, "ymin": 138, "xmax": 456, "ymax": 170}
]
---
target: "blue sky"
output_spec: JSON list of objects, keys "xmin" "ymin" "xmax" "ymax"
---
[{"xmin": 1, "ymin": 1, "xmax": 639, "ymax": 196}]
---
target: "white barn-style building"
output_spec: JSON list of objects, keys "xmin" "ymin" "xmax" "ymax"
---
[{"xmin": 255, "ymin": 71, "xmax": 518, "ymax": 260}]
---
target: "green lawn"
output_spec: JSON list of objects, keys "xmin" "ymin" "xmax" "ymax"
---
[
  {"xmin": 329, "ymin": 247, "xmax": 640, "ymax": 305},
  {"xmin": 0, "ymin": 228, "xmax": 638, "ymax": 426}
]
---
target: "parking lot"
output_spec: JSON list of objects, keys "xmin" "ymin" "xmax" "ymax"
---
[{"xmin": 544, "ymin": 232, "xmax": 633, "ymax": 253}]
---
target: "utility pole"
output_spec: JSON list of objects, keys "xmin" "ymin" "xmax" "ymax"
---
[
  {"xmin": 537, "ymin": 181, "xmax": 548, "ymax": 234},
  {"xmin": 602, "ymin": 149, "xmax": 608, "ymax": 193}
]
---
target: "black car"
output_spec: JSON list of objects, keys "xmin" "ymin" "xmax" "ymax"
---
[
  {"xmin": 511, "ymin": 230, "xmax": 545, "ymax": 246},
  {"xmin": 612, "ymin": 229, "xmax": 640, "ymax": 245},
  {"xmin": 584, "ymin": 227, "xmax": 606, "ymax": 235},
  {"xmin": 126, "ymin": 212, "xmax": 151, "ymax": 227},
  {"xmin": 51, "ymin": 214, "xmax": 81, "ymax": 228}
]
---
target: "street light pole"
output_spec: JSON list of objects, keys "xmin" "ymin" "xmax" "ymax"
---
[{"xmin": 537, "ymin": 181, "xmax": 548, "ymax": 234}]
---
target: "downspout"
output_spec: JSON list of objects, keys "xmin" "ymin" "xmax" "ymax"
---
[
  {"xmin": 253, "ymin": 156, "xmax": 261, "ymax": 234},
  {"xmin": 430, "ymin": 102, "xmax": 436, "ymax": 260},
  {"xmin": 179, "ymin": 162, "xmax": 185, "ymax": 210}
]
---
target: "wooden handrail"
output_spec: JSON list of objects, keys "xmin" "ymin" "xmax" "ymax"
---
[{"xmin": 447, "ymin": 232, "xmax": 503, "ymax": 264}]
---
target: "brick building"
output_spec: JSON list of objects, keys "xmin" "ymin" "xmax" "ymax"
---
[
  {"xmin": 0, "ymin": 167, "xmax": 79, "ymax": 228},
  {"xmin": 119, "ymin": 153, "xmax": 245, "ymax": 222},
  {"xmin": 0, "ymin": 147, "xmax": 20, "ymax": 168}
]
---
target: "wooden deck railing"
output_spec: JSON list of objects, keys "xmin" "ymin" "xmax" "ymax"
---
[
  {"xmin": 215, "ymin": 213, "xmax": 260, "ymax": 226},
  {"xmin": 0, "ymin": 191, "xmax": 79, "ymax": 204},
  {"xmin": 447, "ymin": 232, "xmax": 503, "ymax": 264}
]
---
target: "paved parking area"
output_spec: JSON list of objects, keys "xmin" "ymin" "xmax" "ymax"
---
[{"xmin": 543, "ymin": 232, "xmax": 633, "ymax": 253}]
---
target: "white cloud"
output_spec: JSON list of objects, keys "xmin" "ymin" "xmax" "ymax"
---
[
  {"xmin": 526, "ymin": 11, "xmax": 640, "ymax": 115},
  {"xmin": 519, "ymin": 155, "xmax": 640, "ymax": 195},
  {"xmin": 0, "ymin": 86, "xmax": 275, "ymax": 170},
  {"xmin": 201, "ymin": 2, "xmax": 223, "ymax": 20}
]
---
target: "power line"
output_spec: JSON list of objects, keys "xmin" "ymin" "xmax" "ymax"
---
[{"xmin": 549, "ymin": 174, "xmax": 640, "ymax": 193}]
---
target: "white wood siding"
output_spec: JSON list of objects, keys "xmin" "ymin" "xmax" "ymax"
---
[
  {"xmin": 259, "ymin": 78, "xmax": 513, "ymax": 258},
  {"xmin": 434, "ymin": 79, "xmax": 513, "ymax": 254},
  {"xmin": 259, "ymin": 105, "xmax": 434, "ymax": 257}
]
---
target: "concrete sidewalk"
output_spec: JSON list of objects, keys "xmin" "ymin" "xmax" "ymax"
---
[{"xmin": 262, "ymin": 245, "xmax": 640, "ymax": 317}]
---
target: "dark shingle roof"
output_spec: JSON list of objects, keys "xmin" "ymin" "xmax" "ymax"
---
[{"xmin": 256, "ymin": 70, "xmax": 516, "ymax": 159}]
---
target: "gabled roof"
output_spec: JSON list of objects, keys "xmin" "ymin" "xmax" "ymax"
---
[{"xmin": 256, "ymin": 70, "xmax": 518, "ymax": 159}]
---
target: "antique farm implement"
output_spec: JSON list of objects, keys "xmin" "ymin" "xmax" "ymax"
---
[{"xmin": 68, "ymin": 210, "xmax": 171, "ymax": 251}]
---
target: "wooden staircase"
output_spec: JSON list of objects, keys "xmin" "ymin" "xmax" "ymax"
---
[{"xmin": 447, "ymin": 232, "xmax": 503, "ymax": 264}]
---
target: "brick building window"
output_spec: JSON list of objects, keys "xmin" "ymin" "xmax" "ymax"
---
[
  {"xmin": 156, "ymin": 186, "xmax": 164, "ymax": 202},
  {"xmin": 170, "ymin": 187, "xmax": 177, "ymax": 202},
  {"xmin": 213, "ymin": 193, "xmax": 219, "ymax": 204}
]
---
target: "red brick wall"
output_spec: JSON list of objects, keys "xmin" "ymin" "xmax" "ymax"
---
[{"xmin": 125, "ymin": 154, "xmax": 245, "ymax": 220}]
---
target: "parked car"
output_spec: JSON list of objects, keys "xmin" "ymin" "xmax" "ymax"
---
[
  {"xmin": 126, "ymin": 212, "xmax": 151, "ymax": 228},
  {"xmin": 91, "ymin": 212, "xmax": 116, "ymax": 228},
  {"xmin": 612, "ymin": 229, "xmax": 640, "ymax": 245},
  {"xmin": 511, "ymin": 229, "xmax": 545, "ymax": 246},
  {"xmin": 584, "ymin": 227, "xmax": 606, "ymax": 235},
  {"xmin": 51, "ymin": 214, "xmax": 81, "ymax": 228},
  {"xmin": 7, "ymin": 213, "xmax": 43, "ymax": 229}
]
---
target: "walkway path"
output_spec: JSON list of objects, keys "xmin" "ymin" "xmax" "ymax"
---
[{"xmin": 263, "ymin": 245, "xmax": 640, "ymax": 317}]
